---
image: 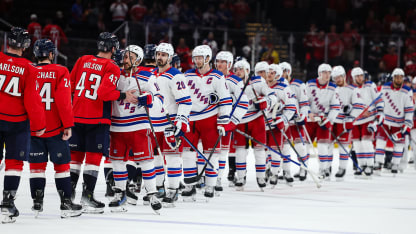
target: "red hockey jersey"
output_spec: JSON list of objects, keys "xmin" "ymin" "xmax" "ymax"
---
[
  {"xmin": 70, "ymin": 55, "xmax": 121, "ymax": 125},
  {"xmin": 0, "ymin": 52, "xmax": 46, "ymax": 132},
  {"xmin": 32, "ymin": 63, "xmax": 73, "ymax": 137}
]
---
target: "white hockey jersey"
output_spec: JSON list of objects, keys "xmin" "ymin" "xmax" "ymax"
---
[
  {"xmin": 265, "ymin": 79, "xmax": 297, "ymax": 130},
  {"xmin": 241, "ymin": 75, "xmax": 277, "ymax": 124},
  {"xmin": 334, "ymin": 84, "xmax": 363, "ymax": 124},
  {"xmin": 380, "ymin": 82, "xmax": 413, "ymax": 128},
  {"xmin": 184, "ymin": 68, "xmax": 232, "ymax": 122},
  {"xmin": 353, "ymin": 81, "xmax": 383, "ymax": 125},
  {"xmin": 225, "ymin": 73, "xmax": 249, "ymax": 124},
  {"xmin": 289, "ymin": 78, "xmax": 310, "ymax": 117},
  {"xmin": 152, "ymin": 67, "xmax": 192, "ymax": 131},
  {"xmin": 110, "ymin": 69, "xmax": 163, "ymax": 132},
  {"xmin": 306, "ymin": 78, "xmax": 340, "ymax": 123}
]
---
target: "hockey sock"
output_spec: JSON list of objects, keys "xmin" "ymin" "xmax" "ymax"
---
[
  {"xmin": 338, "ymin": 142, "xmax": 349, "ymax": 169},
  {"xmin": 165, "ymin": 154, "xmax": 182, "ymax": 189},
  {"xmin": 126, "ymin": 160, "xmax": 137, "ymax": 183},
  {"xmin": 361, "ymin": 140, "xmax": 375, "ymax": 167},
  {"xmin": 54, "ymin": 163, "xmax": 72, "ymax": 198},
  {"xmin": 235, "ymin": 147, "xmax": 247, "ymax": 180},
  {"xmin": 218, "ymin": 149, "xmax": 228, "ymax": 179},
  {"xmin": 29, "ymin": 162, "xmax": 47, "ymax": 198},
  {"xmin": 197, "ymin": 154, "xmax": 205, "ymax": 175},
  {"xmin": 140, "ymin": 160, "xmax": 156, "ymax": 194},
  {"xmin": 392, "ymin": 144, "xmax": 405, "ymax": 165},
  {"xmin": 327, "ymin": 143, "xmax": 334, "ymax": 170},
  {"xmin": 295, "ymin": 142, "xmax": 309, "ymax": 166},
  {"xmin": 204, "ymin": 152, "xmax": 219, "ymax": 187},
  {"xmin": 103, "ymin": 157, "xmax": 113, "ymax": 184},
  {"xmin": 375, "ymin": 139, "xmax": 387, "ymax": 164},
  {"xmin": 228, "ymin": 155, "xmax": 236, "ymax": 172},
  {"xmin": 317, "ymin": 142, "xmax": 329, "ymax": 171},
  {"xmin": 269, "ymin": 146, "xmax": 281, "ymax": 175},
  {"xmin": 254, "ymin": 148, "xmax": 266, "ymax": 178},
  {"xmin": 282, "ymin": 144, "xmax": 291, "ymax": 174},
  {"xmin": 154, "ymin": 154, "xmax": 165, "ymax": 187},
  {"xmin": 182, "ymin": 151, "xmax": 197, "ymax": 183},
  {"xmin": 70, "ymin": 151, "xmax": 85, "ymax": 186},
  {"xmin": 4, "ymin": 159, "xmax": 23, "ymax": 191},
  {"xmin": 112, "ymin": 160, "xmax": 128, "ymax": 190},
  {"xmin": 353, "ymin": 141, "xmax": 366, "ymax": 167},
  {"xmin": 83, "ymin": 152, "xmax": 102, "ymax": 192}
]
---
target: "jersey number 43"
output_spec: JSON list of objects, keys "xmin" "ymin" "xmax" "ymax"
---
[{"xmin": 75, "ymin": 72, "xmax": 102, "ymax": 100}]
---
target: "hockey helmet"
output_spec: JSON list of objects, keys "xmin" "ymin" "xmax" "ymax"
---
[
  {"xmin": 351, "ymin": 67, "xmax": 364, "ymax": 81},
  {"xmin": 97, "ymin": 32, "xmax": 119, "ymax": 52},
  {"xmin": 234, "ymin": 59, "xmax": 251, "ymax": 75},
  {"xmin": 125, "ymin": 45, "xmax": 144, "ymax": 64},
  {"xmin": 269, "ymin": 64, "xmax": 282, "ymax": 78},
  {"xmin": 143, "ymin": 44, "xmax": 157, "ymax": 60},
  {"xmin": 170, "ymin": 53, "xmax": 181, "ymax": 67},
  {"xmin": 33, "ymin": 39, "xmax": 56, "ymax": 58},
  {"xmin": 391, "ymin": 68, "xmax": 405, "ymax": 77},
  {"xmin": 254, "ymin": 61, "xmax": 269, "ymax": 76},
  {"xmin": 8, "ymin": 27, "xmax": 31, "ymax": 49},
  {"xmin": 215, "ymin": 51, "xmax": 233, "ymax": 70},
  {"xmin": 279, "ymin": 62, "xmax": 292, "ymax": 76},
  {"xmin": 192, "ymin": 45, "xmax": 212, "ymax": 65},
  {"xmin": 331, "ymin": 65, "xmax": 346, "ymax": 80}
]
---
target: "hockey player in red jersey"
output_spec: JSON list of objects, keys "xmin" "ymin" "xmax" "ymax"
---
[
  {"xmin": 29, "ymin": 39, "xmax": 82, "ymax": 218},
  {"xmin": 0, "ymin": 27, "xmax": 46, "ymax": 223},
  {"xmin": 69, "ymin": 32, "xmax": 137, "ymax": 213}
]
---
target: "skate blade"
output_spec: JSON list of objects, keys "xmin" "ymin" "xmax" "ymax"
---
[
  {"xmin": 2, "ymin": 215, "xmax": 16, "ymax": 224},
  {"xmin": 271, "ymin": 185, "xmax": 276, "ymax": 189},
  {"xmin": 152, "ymin": 209, "xmax": 161, "ymax": 215},
  {"xmin": 110, "ymin": 206, "xmax": 128, "ymax": 213},
  {"xmin": 285, "ymin": 182, "xmax": 293, "ymax": 187},
  {"xmin": 82, "ymin": 206, "xmax": 104, "ymax": 214},
  {"xmin": 228, "ymin": 183, "xmax": 235, "ymax": 187},
  {"xmin": 235, "ymin": 187, "xmax": 244, "ymax": 191},
  {"xmin": 214, "ymin": 191, "xmax": 221, "ymax": 197},
  {"xmin": 143, "ymin": 201, "xmax": 150, "ymax": 206},
  {"xmin": 335, "ymin": 177, "xmax": 344, "ymax": 182},
  {"xmin": 182, "ymin": 196, "xmax": 196, "ymax": 202},
  {"xmin": 127, "ymin": 198, "xmax": 138, "ymax": 206},
  {"xmin": 162, "ymin": 203, "xmax": 175, "ymax": 208},
  {"xmin": 61, "ymin": 210, "xmax": 83, "ymax": 218}
]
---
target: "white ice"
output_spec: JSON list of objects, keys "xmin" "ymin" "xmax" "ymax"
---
[{"xmin": 1, "ymin": 148, "xmax": 415, "ymax": 234}]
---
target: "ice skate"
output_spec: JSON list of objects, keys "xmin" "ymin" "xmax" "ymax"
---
[
  {"xmin": 335, "ymin": 168, "xmax": 346, "ymax": 181},
  {"xmin": 58, "ymin": 190, "xmax": 82, "ymax": 218},
  {"xmin": 162, "ymin": 188, "xmax": 178, "ymax": 208},
  {"xmin": 234, "ymin": 177, "xmax": 245, "ymax": 191},
  {"xmin": 80, "ymin": 184, "xmax": 105, "ymax": 214},
  {"xmin": 227, "ymin": 168, "xmax": 236, "ymax": 187},
  {"xmin": 256, "ymin": 177, "xmax": 266, "ymax": 191},
  {"xmin": 109, "ymin": 188, "xmax": 127, "ymax": 213},
  {"xmin": 363, "ymin": 166, "xmax": 373, "ymax": 179},
  {"xmin": 181, "ymin": 185, "xmax": 196, "ymax": 202},
  {"xmin": 150, "ymin": 194, "xmax": 162, "ymax": 215},
  {"xmin": 32, "ymin": 189, "xmax": 44, "ymax": 218},
  {"xmin": 318, "ymin": 169, "xmax": 326, "ymax": 180},
  {"xmin": 298, "ymin": 168, "xmax": 307, "ymax": 181},
  {"xmin": 142, "ymin": 194, "xmax": 150, "ymax": 205},
  {"xmin": 214, "ymin": 178, "xmax": 223, "ymax": 196},
  {"xmin": 324, "ymin": 168, "xmax": 331, "ymax": 181},
  {"xmin": 105, "ymin": 176, "xmax": 115, "ymax": 198},
  {"xmin": 265, "ymin": 168, "xmax": 272, "ymax": 183},
  {"xmin": 269, "ymin": 175, "xmax": 278, "ymax": 189},
  {"xmin": 283, "ymin": 171, "xmax": 294, "ymax": 186},
  {"xmin": 155, "ymin": 186, "xmax": 166, "ymax": 199},
  {"xmin": 126, "ymin": 184, "xmax": 138, "ymax": 205},
  {"xmin": 354, "ymin": 169, "xmax": 363, "ymax": 178},
  {"xmin": 196, "ymin": 177, "xmax": 205, "ymax": 189},
  {"xmin": 373, "ymin": 162, "xmax": 382, "ymax": 176},
  {"xmin": 391, "ymin": 164, "xmax": 399, "ymax": 176},
  {"xmin": 1, "ymin": 191, "xmax": 19, "ymax": 224},
  {"xmin": 204, "ymin": 186, "xmax": 214, "ymax": 202}
]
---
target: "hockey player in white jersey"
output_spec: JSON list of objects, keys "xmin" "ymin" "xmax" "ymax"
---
[
  {"xmin": 374, "ymin": 68, "xmax": 413, "ymax": 174},
  {"xmin": 280, "ymin": 62, "xmax": 311, "ymax": 181},
  {"xmin": 330, "ymin": 66, "xmax": 361, "ymax": 180},
  {"xmin": 109, "ymin": 45, "xmax": 163, "ymax": 214},
  {"xmin": 265, "ymin": 63, "xmax": 297, "ymax": 186},
  {"xmin": 152, "ymin": 43, "xmax": 192, "ymax": 207},
  {"xmin": 182, "ymin": 45, "xmax": 233, "ymax": 200},
  {"xmin": 306, "ymin": 64, "xmax": 341, "ymax": 179},
  {"xmin": 214, "ymin": 51, "xmax": 249, "ymax": 191},
  {"xmin": 350, "ymin": 67, "xmax": 383, "ymax": 177},
  {"xmin": 233, "ymin": 60, "xmax": 277, "ymax": 191}
]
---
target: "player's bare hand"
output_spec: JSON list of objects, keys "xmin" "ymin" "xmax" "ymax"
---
[
  {"xmin": 62, "ymin": 128, "xmax": 72, "ymax": 141},
  {"xmin": 362, "ymin": 110, "xmax": 370, "ymax": 118},
  {"xmin": 308, "ymin": 113, "xmax": 316, "ymax": 121},
  {"xmin": 125, "ymin": 89, "xmax": 139, "ymax": 104},
  {"xmin": 36, "ymin": 128, "xmax": 45, "ymax": 137}
]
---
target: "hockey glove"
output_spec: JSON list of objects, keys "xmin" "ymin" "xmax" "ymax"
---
[
  {"xmin": 367, "ymin": 122, "xmax": 378, "ymax": 133},
  {"xmin": 137, "ymin": 92, "xmax": 153, "ymax": 108},
  {"xmin": 343, "ymin": 121, "xmax": 354, "ymax": 132},
  {"xmin": 295, "ymin": 114, "xmax": 307, "ymax": 126},
  {"xmin": 319, "ymin": 117, "xmax": 332, "ymax": 130},
  {"xmin": 217, "ymin": 122, "xmax": 237, "ymax": 136},
  {"xmin": 164, "ymin": 127, "xmax": 181, "ymax": 149},
  {"xmin": 272, "ymin": 116, "xmax": 288, "ymax": 131},
  {"xmin": 391, "ymin": 125, "xmax": 411, "ymax": 142},
  {"xmin": 254, "ymin": 97, "xmax": 268, "ymax": 110},
  {"xmin": 174, "ymin": 115, "xmax": 189, "ymax": 137},
  {"xmin": 374, "ymin": 112, "xmax": 384, "ymax": 126}
]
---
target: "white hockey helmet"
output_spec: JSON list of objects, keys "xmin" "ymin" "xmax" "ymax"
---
[
  {"xmin": 192, "ymin": 45, "xmax": 212, "ymax": 65},
  {"xmin": 254, "ymin": 61, "xmax": 269, "ymax": 76},
  {"xmin": 125, "ymin": 45, "xmax": 144, "ymax": 63},
  {"xmin": 156, "ymin": 42, "xmax": 174, "ymax": 58},
  {"xmin": 279, "ymin": 62, "xmax": 292, "ymax": 76},
  {"xmin": 351, "ymin": 67, "xmax": 364, "ymax": 81},
  {"xmin": 318, "ymin": 63, "xmax": 332, "ymax": 74},
  {"xmin": 392, "ymin": 68, "xmax": 405, "ymax": 77},
  {"xmin": 215, "ymin": 51, "xmax": 233, "ymax": 70},
  {"xmin": 331, "ymin": 65, "xmax": 346, "ymax": 80},
  {"xmin": 269, "ymin": 64, "xmax": 282, "ymax": 79},
  {"xmin": 234, "ymin": 59, "xmax": 251, "ymax": 77}
]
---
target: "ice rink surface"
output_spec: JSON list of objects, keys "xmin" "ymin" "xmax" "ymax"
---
[{"xmin": 0, "ymin": 148, "xmax": 415, "ymax": 234}]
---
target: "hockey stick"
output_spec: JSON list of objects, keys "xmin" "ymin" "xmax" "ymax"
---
[
  {"xmin": 380, "ymin": 124, "xmax": 400, "ymax": 144},
  {"xmin": 351, "ymin": 93, "xmax": 383, "ymax": 125},
  {"xmin": 328, "ymin": 130, "xmax": 362, "ymax": 172},
  {"xmin": 235, "ymin": 129, "xmax": 322, "ymax": 188}
]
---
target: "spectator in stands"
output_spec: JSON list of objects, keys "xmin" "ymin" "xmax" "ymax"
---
[
  {"xmin": 130, "ymin": 0, "xmax": 148, "ymax": 22},
  {"xmin": 404, "ymin": 54, "xmax": 416, "ymax": 77},
  {"xmin": 328, "ymin": 24, "xmax": 343, "ymax": 65},
  {"xmin": 27, "ymin": 14, "xmax": 42, "ymax": 44},
  {"xmin": 341, "ymin": 20, "xmax": 360, "ymax": 65},
  {"xmin": 83, "ymin": 2, "xmax": 100, "ymax": 36},
  {"xmin": 232, "ymin": 0, "xmax": 250, "ymax": 28},
  {"xmin": 202, "ymin": 6, "xmax": 217, "ymax": 27},
  {"xmin": 176, "ymin": 37, "xmax": 192, "ymax": 71},
  {"xmin": 367, "ymin": 35, "xmax": 385, "ymax": 77},
  {"xmin": 110, "ymin": 0, "xmax": 129, "ymax": 29},
  {"xmin": 222, "ymin": 39, "xmax": 236, "ymax": 56},
  {"xmin": 71, "ymin": 0, "xmax": 83, "ymax": 26},
  {"xmin": 167, "ymin": 0, "xmax": 181, "ymax": 23},
  {"xmin": 365, "ymin": 10, "xmax": 382, "ymax": 34},
  {"xmin": 217, "ymin": 3, "xmax": 232, "ymax": 28},
  {"xmin": 380, "ymin": 41, "xmax": 399, "ymax": 73},
  {"xmin": 55, "ymin": 11, "xmax": 67, "ymax": 31},
  {"xmin": 303, "ymin": 23, "xmax": 318, "ymax": 61},
  {"xmin": 404, "ymin": 30, "xmax": 416, "ymax": 63},
  {"xmin": 312, "ymin": 29, "xmax": 325, "ymax": 64},
  {"xmin": 203, "ymin": 31, "xmax": 218, "ymax": 56},
  {"xmin": 390, "ymin": 15, "xmax": 406, "ymax": 36},
  {"xmin": 383, "ymin": 6, "xmax": 398, "ymax": 33},
  {"xmin": 261, "ymin": 43, "xmax": 279, "ymax": 64},
  {"xmin": 178, "ymin": 2, "xmax": 199, "ymax": 30},
  {"xmin": 42, "ymin": 18, "xmax": 68, "ymax": 49}
]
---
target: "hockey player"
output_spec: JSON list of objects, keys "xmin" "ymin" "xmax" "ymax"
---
[
  {"xmin": 109, "ymin": 44, "xmax": 162, "ymax": 214},
  {"xmin": 266, "ymin": 63, "xmax": 297, "ymax": 186},
  {"xmin": 182, "ymin": 45, "xmax": 233, "ymax": 200},
  {"xmin": 69, "ymin": 32, "xmax": 137, "ymax": 213},
  {"xmin": 171, "ymin": 53, "xmax": 181, "ymax": 71},
  {"xmin": 0, "ymin": 27, "xmax": 46, "ymax": 223},
  {"xmin": 330, "ymin": 66, "xmax": 360, "ymax": 180},
  {"xmin": 141, "ymin": 44, "xmax": 157, "ymax": 72},
  {"xmin": 374, "ymin": 68, "xmax": 413, "ymax": 174},
  {"xmin": 214, "ymin": 51, "xmax": 249, "ymax": 191},
  {"xmin": 233, "ymin": 60, "xmax": 277, "ymax": 191},
  {"xmin": 280, "ymin": 62, "xmax": 311, "ymax": 181},
  {"xmin": 153, "ymin": 42, "xmax": 192, "ymax": 206},
  {"xmin": 29, "ymin": 39, "xmax": 82, "ymax": 218},
  {"xmin": 306, "ymin": 64, "xmax": 341, "ymax": 179},
  {"xmin": 351, "ymin": 67, "xmax": 383, "ymax": 177}
]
